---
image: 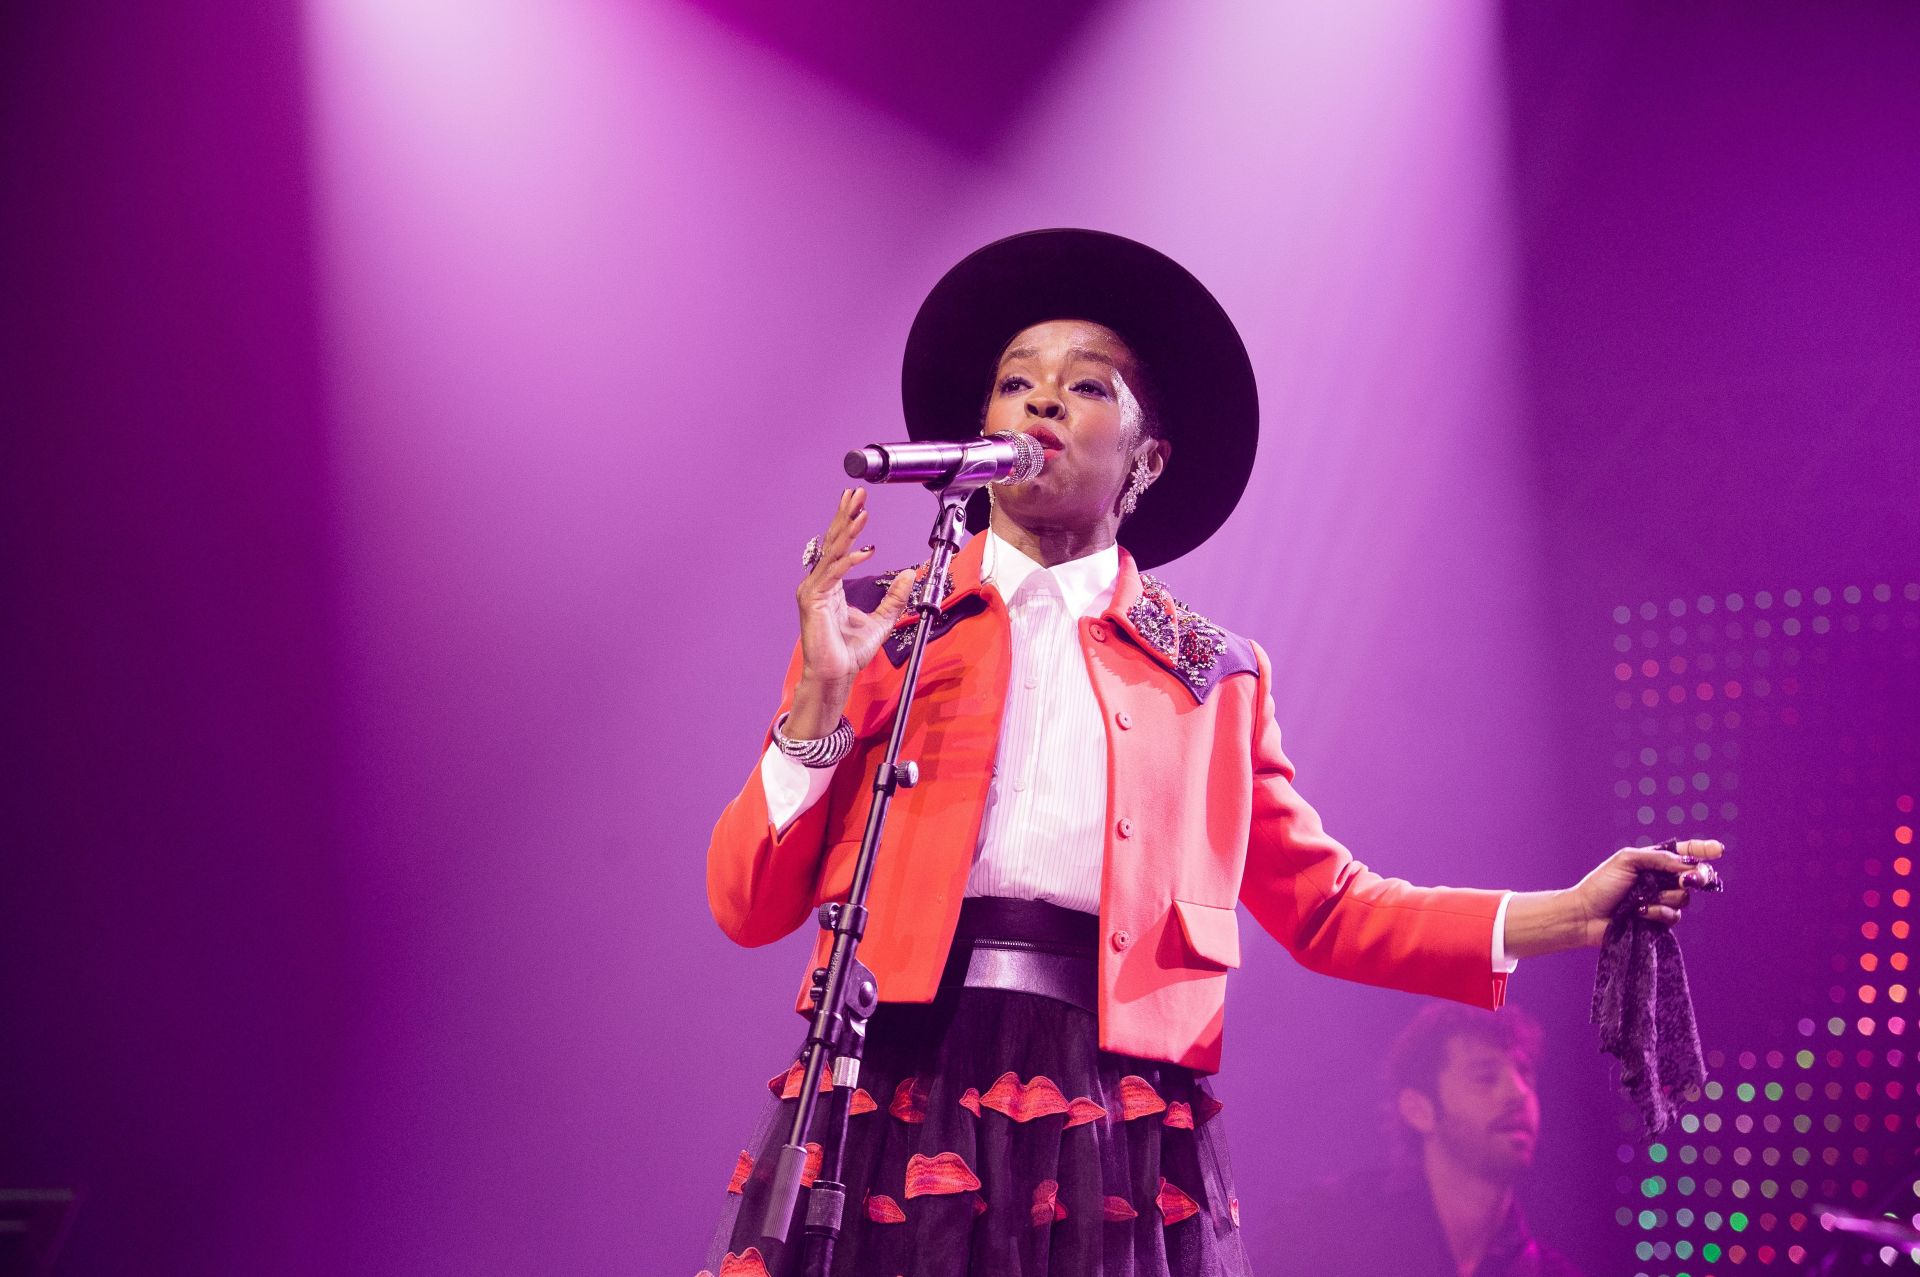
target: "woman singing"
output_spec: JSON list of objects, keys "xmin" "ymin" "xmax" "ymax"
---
[{"xmin": 699, "ymin": 229, "xmax": 1721, "ymax": 1277}]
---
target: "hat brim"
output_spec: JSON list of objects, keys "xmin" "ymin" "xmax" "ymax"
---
[{"xmin": 901, "ymin": 229, "xmax": 1258, "ymax": 570}]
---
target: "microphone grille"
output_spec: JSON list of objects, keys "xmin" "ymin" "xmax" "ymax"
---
[{"xmin": 994, "ymin": 431, "xmax": 1045, "ymax": 484}]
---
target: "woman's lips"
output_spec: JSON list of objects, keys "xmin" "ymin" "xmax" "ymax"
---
[{"xmin": 1025, "ymin": 426, "xmax": 1065, "ymax": 453}]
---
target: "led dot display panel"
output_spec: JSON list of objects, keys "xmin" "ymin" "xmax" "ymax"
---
[{"xmin": 1607, "ymin": 584, "xmax": 1920, "ymax": 1273}]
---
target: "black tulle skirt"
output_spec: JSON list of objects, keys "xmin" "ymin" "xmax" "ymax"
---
[{"xmin": 700, "ymin": 938, "xmax": 1251, "ymax": 1277}]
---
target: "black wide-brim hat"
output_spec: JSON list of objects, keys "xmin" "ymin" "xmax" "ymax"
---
[{"xmin": 901, "ymin": 228, "xmax": 1259, "ymax": 570}]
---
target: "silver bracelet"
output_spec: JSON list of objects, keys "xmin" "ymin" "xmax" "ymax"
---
[{"xmin": 772, "ymin": 712, "xmax": 855, "ymax": 768}]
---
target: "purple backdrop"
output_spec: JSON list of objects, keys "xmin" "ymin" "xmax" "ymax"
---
[{"xmin": 3, "ymin": 1, "xmax": 1915, "ymax": 1273}]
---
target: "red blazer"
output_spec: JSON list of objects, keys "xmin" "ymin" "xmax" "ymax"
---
[{"xmin": 707, "ymin": 534, "xmax": 1506, "ymax": 1074}]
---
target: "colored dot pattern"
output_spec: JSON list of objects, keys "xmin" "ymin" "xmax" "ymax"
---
[{"xmin": 1608, "ymin": 585, "xmax": 1920, "ymax": 1274}]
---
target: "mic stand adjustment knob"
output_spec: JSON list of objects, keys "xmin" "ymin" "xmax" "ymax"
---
[{"xmin": 874, "ymin": 760, "xmax": 918, "ymax": 792}]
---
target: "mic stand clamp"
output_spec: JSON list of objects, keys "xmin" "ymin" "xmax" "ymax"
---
[{"xmin": 754, "ymin": 483, "xmax": 977, "ymax": 1276}]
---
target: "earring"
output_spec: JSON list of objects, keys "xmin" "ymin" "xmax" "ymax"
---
[{"xmin": 1119, "ymin": 459, "xmax": 1153, "ymax": 518}]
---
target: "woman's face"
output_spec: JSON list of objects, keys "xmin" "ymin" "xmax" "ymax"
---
[{"xmin": 981, "ymin": 319, "xmax": 1162, "ymax": 541}]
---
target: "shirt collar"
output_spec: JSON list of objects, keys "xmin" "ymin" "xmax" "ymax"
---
[{"xmin": 983, "ymin": 530, "xmax": 1119, "ymax": 619}]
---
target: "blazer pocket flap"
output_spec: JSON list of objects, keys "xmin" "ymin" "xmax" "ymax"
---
[{"xmin": 1172, "ymin": 899, "xmax": 1242, "ymax": 969}]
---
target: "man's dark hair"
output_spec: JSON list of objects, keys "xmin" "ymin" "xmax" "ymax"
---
[
  {"xmin": 1387, "ymin": 1003, "xmax": 1544, "ymax": 1102},
  {"xmin": 1381, "ymin": 1004, "xmax": 1543, "ymax": 1159}
]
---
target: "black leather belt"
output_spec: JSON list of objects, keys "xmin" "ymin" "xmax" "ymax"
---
[{"xmin": 951, "ymin": 897, "xmax": 1099, "ymax": 1014}]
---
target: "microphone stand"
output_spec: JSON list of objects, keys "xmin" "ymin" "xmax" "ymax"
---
[{"xmin": 754, "ymin": 476, "xmax": 985, "ymax": 1275}]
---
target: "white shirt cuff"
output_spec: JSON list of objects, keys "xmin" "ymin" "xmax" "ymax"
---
[
  {"xmin": 1491, "ymin": 890, "xmax": 1519, "ymax": 973},
  {"xmin": 760, "ymin": 744, "xmax": 838, "ymax": 835}
]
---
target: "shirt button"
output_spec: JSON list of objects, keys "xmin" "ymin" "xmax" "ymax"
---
[
  {"xmin": 1111, "ymin": 929, "xmax": 1133, "ymax": 952},
  {"xmin": 1116, "ymin": 817, "xmax": 1134, "ymax": 838},
  {"xmin": 1115, "ymin": 710, "xmax": 1133, "ymax": 730},
  {"xmin": 1024, "ymin": 675, "xmax": 1039, "ymax": 690},
  {"xmin": 1089, "ymin": 623, "xmax": 1108, "ymax": 642},
  {"xmin": 1012, "ymin": 777, "xmax": 1028, "ymax": 792}
]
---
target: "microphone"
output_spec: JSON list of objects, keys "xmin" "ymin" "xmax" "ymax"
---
[{"xmin": 843, "ymin": 431, "xmax": 1044, "ymax": 487}]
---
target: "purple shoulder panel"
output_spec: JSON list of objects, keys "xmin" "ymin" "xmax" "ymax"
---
[
  {"xmin": 848, "ymin": 566, "xmax": 983, "ymax": 668},
  {"xmin": 841, "ymin": 572, "xmax": 889, "ymax": 614},
  {"xmin": 1124, "ymin": 573, "xmax": 1260, "ymax": 703}
]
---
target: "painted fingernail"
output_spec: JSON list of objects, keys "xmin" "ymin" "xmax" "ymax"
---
[
  {"xmin": 860, "ymin": 545, "xmax": 874, "ymax": 553},
  {"xmin": 1680, "ymin": 854, "xmax": 1700, "ymax": 865}
]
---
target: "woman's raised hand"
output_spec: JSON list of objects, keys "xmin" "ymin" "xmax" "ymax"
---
[{"xmin": 786, "ymin": 489, "xmax": 917, "ymax": 738}]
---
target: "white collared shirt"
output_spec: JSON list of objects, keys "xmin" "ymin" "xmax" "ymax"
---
[
  {"xmin": 961, "ymin": 533, "xmax": 1115, "ymax": 912},
  {"xmin": 757, "ymin": 532, "xmax": 1515, "ymax": 965}
]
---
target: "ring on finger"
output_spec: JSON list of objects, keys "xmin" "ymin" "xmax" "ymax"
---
[{"xmin": 802, "ymin": 535, "xmax": 824, "ymax": 571}]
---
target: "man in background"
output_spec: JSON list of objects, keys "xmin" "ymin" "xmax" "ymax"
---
[{"xmin": 1261, "ymin": 1004, "xmax": 1583, "ymax": 1276}]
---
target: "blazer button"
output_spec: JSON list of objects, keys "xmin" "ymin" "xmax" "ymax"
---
[
  {"xmin": 1115, "ymin": 817, "xmax": 1134, "ymax": 838},
  {"xmin": 1114, "ymin": 710, "xmax": 1133, "ymax": 730},
  {"xmin": 1110, "ymin": 929, "xmax": 1133, "ymax": 952},
  {"xmin": 1089, "ymin": 622, "xmax": 1108, "ymax": 642}
]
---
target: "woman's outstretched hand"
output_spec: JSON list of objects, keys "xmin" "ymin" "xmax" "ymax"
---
[
  {"xmin": 1502, "ymin": 838, "xmax": 1727, "ymax": 958},
  {"xmin": 787, "ymin": 488, "xmax": 917, "ymax": 739},
  {"xmin": 1567, "ymin": 838, "xmax": 1726, "ymax": 942}
]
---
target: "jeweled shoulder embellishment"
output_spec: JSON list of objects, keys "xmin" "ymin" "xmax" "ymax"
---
[
  {"xmin": 875, "ymin": 562, "xmax": 956, "ymax": 611},
  {"xmin": 1127, "ymin": 574, "xmax": 1228, "ymax": 689},
  {"xmin": 879, "ymin": 562, "xmax": 959, "ymax": 659}
]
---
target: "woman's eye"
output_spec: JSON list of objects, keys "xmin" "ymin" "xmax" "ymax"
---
[
  {"xmin": 1072, "ymin": 380, "xmax": 1110, "ymax": 398},
  {"xmin": 998, "ymin": 375, "xmax": 1030, "ymax": 393}
]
